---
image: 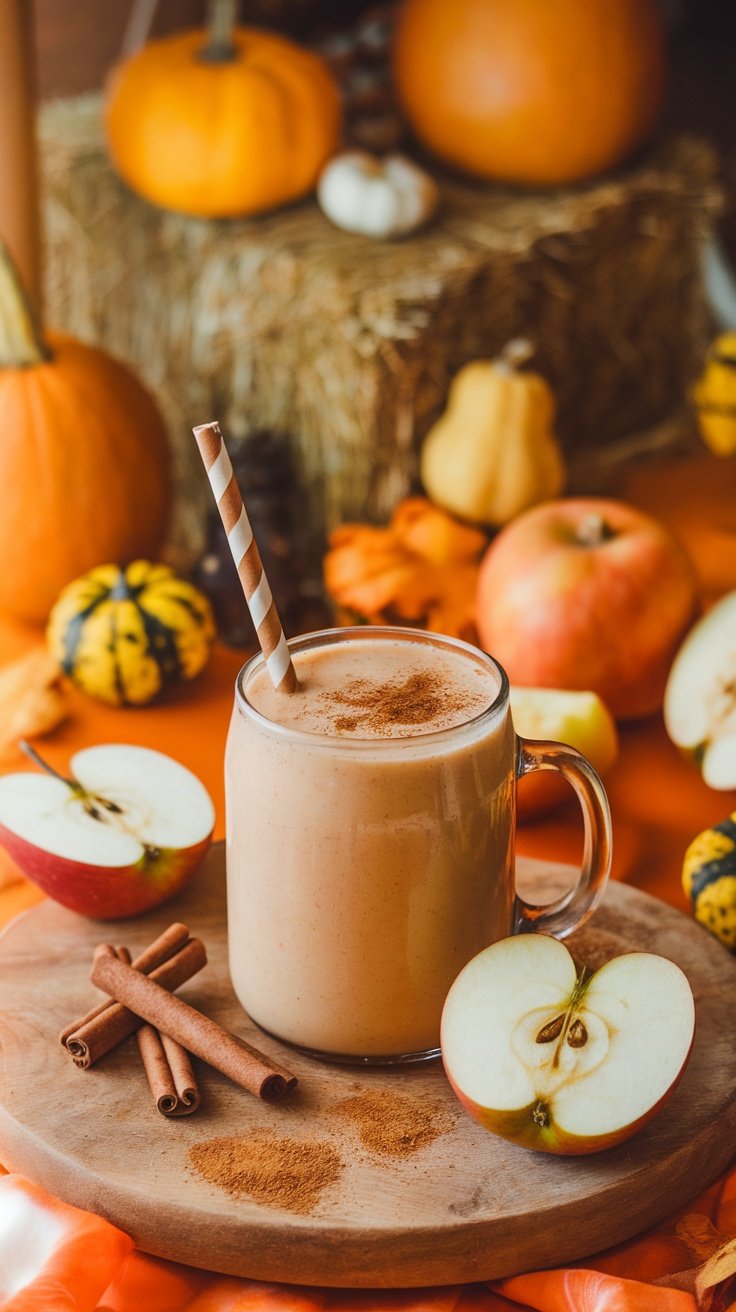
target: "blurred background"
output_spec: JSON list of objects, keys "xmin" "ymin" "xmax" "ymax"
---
[{"xmin": 3, "ymin": 0, "xmax": 736, "ymax": 648}]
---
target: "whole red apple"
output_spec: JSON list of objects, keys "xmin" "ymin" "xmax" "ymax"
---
[{"xmin": 476, "ymin": 498, "xmax": 698, "ymax": 720}]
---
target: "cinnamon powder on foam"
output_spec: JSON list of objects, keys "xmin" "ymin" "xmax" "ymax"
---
[{"xmin": 323, "ymin": 670, "xmax": 473, "ymax": 734}]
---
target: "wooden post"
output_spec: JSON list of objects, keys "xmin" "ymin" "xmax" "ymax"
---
[{"xmin": 0, "ymin": 0, "xmax": 42, "ymax": 315}]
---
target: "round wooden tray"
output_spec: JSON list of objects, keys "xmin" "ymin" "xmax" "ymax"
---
[{"xmin": 1, "ymin": 844, "xmax": 735, "ymax": 1289}]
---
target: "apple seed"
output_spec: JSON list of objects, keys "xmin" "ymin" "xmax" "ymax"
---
[
  {"xmin": 82, "ymin": 796, "xmax": 125, "ymax": 823},
  {"xmin": 567, "ymin": 1019, "xmax": 588, "ymax": 1048},
  {"xmin": 96, "ymin": 797, "xmax": 123, "ymax": 814},
  {"xmin": 532, "ymin": 967, "xmax": 592, "ymax": 1070},
  {"xmin": 535, "ymin": 1014, "xmax": 565, "ymax": 1043}
]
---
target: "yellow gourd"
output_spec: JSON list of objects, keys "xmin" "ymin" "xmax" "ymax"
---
[
  {"xmin": 47, "ymin": 561, "xmax": 216, "ymax": 707},
  {"xmin": 420, "ymin": 340, "xmax": 565, "ymax": 527},
  {"xmin": 682, "ymin": 813, "xmax": 736, "ymax": 951},
  {"xmin": 692, "ymin": 331, "xmax": 736, "ymax": 457}
]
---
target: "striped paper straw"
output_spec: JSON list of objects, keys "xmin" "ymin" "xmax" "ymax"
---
[{"xmin": 193, "ymin": 421, "xmax": 298, "ymax": 693}]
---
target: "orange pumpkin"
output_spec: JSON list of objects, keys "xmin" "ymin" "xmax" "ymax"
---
[
  {"xmin": 392, "ymin": 0, "xmax": 667, "ymax": 187},
  {"xmin": 105, "ymin": 1, "xmax": 343, "ymax": 218},
  {"xmin": 0, "ymin": 243, "xmax": 171, "ymax": 623}
]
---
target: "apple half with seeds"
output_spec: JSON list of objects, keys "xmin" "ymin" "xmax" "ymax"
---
[
  {"xmin": 441, "ymin": 934, "xmax": 695, "ymax": 1155},
  {"xmin": 664, "ymin": 590, "xmax": 736, "ymax": 790},
  {"xmin": 0, "ymin": 743, "xmax": 215, "ymax": 919}
]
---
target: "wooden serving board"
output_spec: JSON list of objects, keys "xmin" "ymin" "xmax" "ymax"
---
[{"xmin": 1, "ymin": 844, "xmax": 735, "ymax": 1289}]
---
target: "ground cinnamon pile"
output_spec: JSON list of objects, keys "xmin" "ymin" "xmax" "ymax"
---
[
  {"xmin": 331, "ymin": 1089, "xmax": 454, "ymax": 1158},
  {"xmin": 188, "ymin": 1134, "xmax": 343, "ymax": 1214},
  {"xmin": 325, "ymin": 670, "xmax": 466, "ymax": 733}
]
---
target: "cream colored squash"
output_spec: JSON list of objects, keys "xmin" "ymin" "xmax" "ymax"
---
[
  {"xmin": 420, "ymin": 340, "xmax": 565, "ymax": 526},
  {"xmin": 317, "ymin": 150, "xmax": 438, "ymax": 239}
]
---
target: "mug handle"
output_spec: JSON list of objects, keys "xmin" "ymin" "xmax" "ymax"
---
[{"xmin": 514, "ymin": 737, "xmax": 612, "ymax": 938}]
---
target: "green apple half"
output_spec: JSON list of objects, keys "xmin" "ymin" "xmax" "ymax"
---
[
  {"xmin": 510, "ymin": 686, "xmax": 618, "ymax": 820},
  {"xmin": 664, "ymin": 590, "xmax": 736, "ymax": 790},
  {"xmin": 0, "ymin": 744, "xmax": 215, "ymax": 919},
  {"xmin": 441, "ymin": 934, "xmax": 695, "ymax": 1155}
]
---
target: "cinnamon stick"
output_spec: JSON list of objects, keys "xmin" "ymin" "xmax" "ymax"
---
[
  {"xmin": 59, "ymin": 922, "xmax": 191, "ymax": 1048},
  {"xmin": 136, "ymin": 1024, "xmax": 201, "ymax": 1117},
  {"xmin": 91, "ymin": 948, "xmax": 297, "ymax": 1102},
  {"xmin": 65, "ymin": 937, "xmax": 207, "ymax": 1068},
  {"xmin": 114, "ymin": 947, "xmax": 201, "ymax": 1118}
]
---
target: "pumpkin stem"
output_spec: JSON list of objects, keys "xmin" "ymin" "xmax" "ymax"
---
[
  {"xmin": 200, "ymin": 0, "xmax": 238, "ymax": 62},
  {"xmin": 576, "ymin": 513, "xmax": 615, "ymax": 547},
  {"xmin": 109, "ymin": 575, "xmax": 135, "ymax": 602},
  {"xmin": 0, "ymin": 242, "xmax": 51, "ymax": 367},
  {"xmin": 495, "ymin": 338, "xmax": 535, "ymax": 376}
]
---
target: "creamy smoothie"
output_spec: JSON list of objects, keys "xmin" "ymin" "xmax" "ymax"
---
[{"xmin": 225, "ymin": 629, "xmax": 516, "ymax": 1060}]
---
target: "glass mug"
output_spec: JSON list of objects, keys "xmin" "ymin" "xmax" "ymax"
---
[{"xmin": 225, "ymin": 627, "xmax": 612, "ymax": 1064}]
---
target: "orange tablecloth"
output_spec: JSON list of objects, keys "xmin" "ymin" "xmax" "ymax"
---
[{"xmin": 1, "ymin": 451, "xmax": 736, "ymax": 1310}]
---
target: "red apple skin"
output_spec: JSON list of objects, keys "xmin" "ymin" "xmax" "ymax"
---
[
  {"xmin": 476, "ymin": 498, "xmax": 699, "ymax": 720},
  {"xmin": 443, "ymin": 1032, "xmax": 694, "ymax": 1155},
  {"xmin": 0, "ymin": 823, "xmax": 212, "ymax": 920}
]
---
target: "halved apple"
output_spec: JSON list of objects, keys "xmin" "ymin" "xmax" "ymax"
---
[
  {"xmin": 441, "ymin": 934, "xmax": 695, "ymax": 1155},
  {"xmin": 0, "ymin": 744, "xmax": 215, "ymax": 919},
  {"xmin": 664, "ymin": 591, "xmax": 736, "ymax": 789},
  {"xmin": 510, "ymin": 687, "xmax": 618, "ymax": 820}
]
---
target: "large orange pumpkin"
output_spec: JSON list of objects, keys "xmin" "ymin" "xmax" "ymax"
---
[
  {"xmin": 105, "ymin": 1, "xmax": 343, "ymax": 218},
  {"xmin": 0, "ymin": 244, "xmax": 171, "ymax": 623},
  {"xmin": 393, "ymin": 0, "xmax": 667, "ymax": 187}
]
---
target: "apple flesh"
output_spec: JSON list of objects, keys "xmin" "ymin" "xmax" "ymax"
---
[
  {"xmin": 664, "ymin": 590, "xmax": 736, "ymax": 790},
  {"xmin": 0, "ymin": 744, "xmax": 215, "ymax": 919},
  {"xmin": 476, "ymin": 498, "xmax": 698, "ymax": 720},
  {"xmin": 510, "ymin": 687, "xmax": 618, "ymax": 820},
  {"xmin": 441, "ymin": 934, "xmax": 695, "ymax": 1155}
]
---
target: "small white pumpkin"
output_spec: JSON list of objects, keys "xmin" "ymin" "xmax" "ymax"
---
[{"xmin": 317, "ymin": 150, "xmax": 438, "ymax": 239}]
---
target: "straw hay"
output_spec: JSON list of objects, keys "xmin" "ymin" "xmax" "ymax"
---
[{"xmin": 38, "ymin": 95, "xmax": 720, "ymax": 564}]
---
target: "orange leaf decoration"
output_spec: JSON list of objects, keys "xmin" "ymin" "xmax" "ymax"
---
[
  {"xmin": 697, "ymin": 1236, "xmax": 736, "ymax": 1311},
  {"xmin": 391, "ymin": 498, "xmax": 489, "ymax": 564},
  {"xmin": 323, "ymin": 497, "xmax": 488, "ymax": 642},
  {"xmin": 0, "ymin": 649, "xmax": 69, "ymax": 763}
]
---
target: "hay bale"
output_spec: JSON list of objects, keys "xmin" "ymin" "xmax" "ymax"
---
[{"xmin": 38, "ymin": 95, "xmax": 720, "ymax": 563}]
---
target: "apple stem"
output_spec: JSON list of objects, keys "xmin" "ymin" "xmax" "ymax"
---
[
  {"xmin": 19, "ymin": 739, "xmax": 77, "ymax": 789},
  {"xmin": 18, "ymin": 740, "xmax": 136, "ymax": 835},
  {"xmin": 575, "ymin": 513, "xmax": 614, "ymax": 547}
]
